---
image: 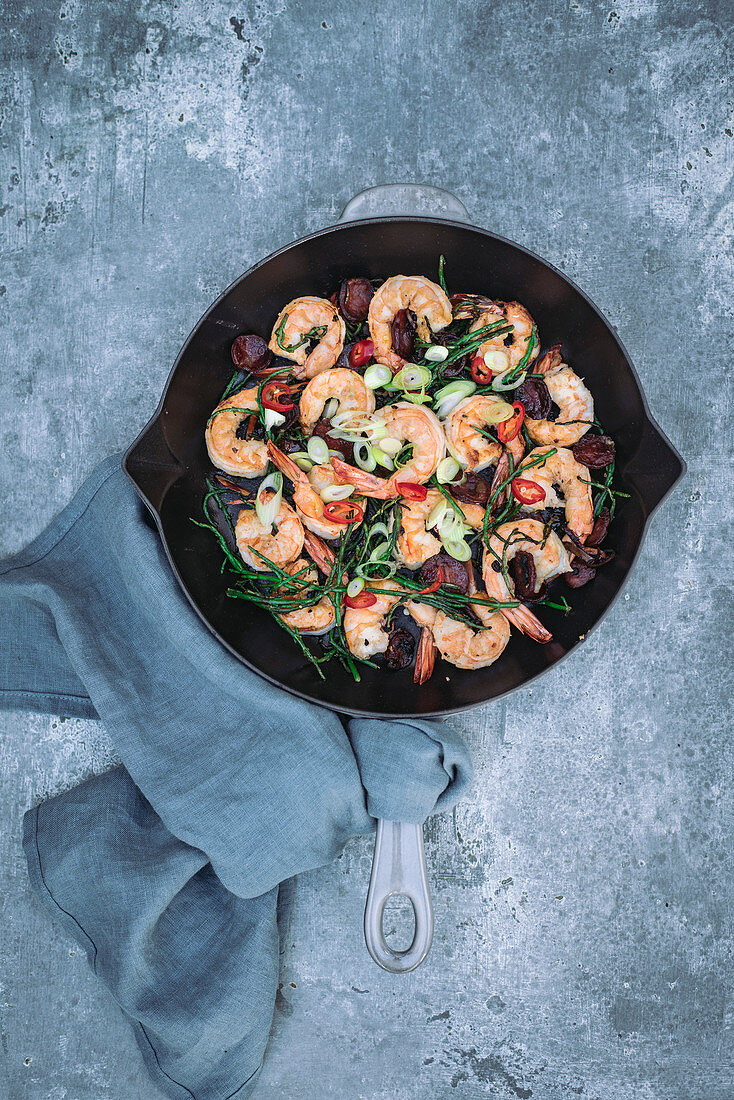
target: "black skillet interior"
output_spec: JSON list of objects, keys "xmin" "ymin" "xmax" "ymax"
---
[{"xmin": 124, "ymin": 218, "xmax": 685, "ymax": 717}]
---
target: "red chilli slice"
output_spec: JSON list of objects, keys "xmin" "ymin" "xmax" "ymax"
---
[
  {"xmin": 418, "ymin": 568, "xmax": 443, "ymax": 595},
  {"xmin": 323, "ymin": 500, "xmax": 364, "ymax": 524},
  {"xmin": 511, "ymin": 478, "xmax": 546, "ymax": 505},
  {"xmin": 497, "ymin": 401, "xmax": 525, "ymax": 443},
  {"xmin": 470, "ymin": 354, "xmax": 492, "ymax": 385},
  {"xmin": 348, "ymin": 339, "xmax": 375, "ymax": 369},
  {"xmin": 261, "ymin": 380, "xmax": 295, "ymax": 412},
  {"xmin": 344, "ymin": 591, "xmax": 377, "ymax": 609},
  {"xmin": 396, "ymin": 481, "xmax": 428, "ymax": 501}
]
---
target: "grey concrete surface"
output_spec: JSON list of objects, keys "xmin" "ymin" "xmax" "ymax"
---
[{"xmin": 1, "ymin": 0, "xmax": 732, "ymax": 1097}]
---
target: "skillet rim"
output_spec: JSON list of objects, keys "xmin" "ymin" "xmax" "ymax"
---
[{"xmin": 123, "ymin": 215, "xmax": 686, "ymax": 718}]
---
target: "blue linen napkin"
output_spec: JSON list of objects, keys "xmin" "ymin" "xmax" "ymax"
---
[{"xmin": 1, "ymin": 455, "xmax": 472, "ymax": 1100}]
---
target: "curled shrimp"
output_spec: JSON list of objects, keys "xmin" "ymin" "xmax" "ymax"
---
[
  {"xmin": 278, "ymin": 557, "xmax": 336, "ymax": 635},
  {"xmin": 471, "ymin": 300, "xmax": 538, "ymax": 373},
  {"xmin": 269, "ymin": 296, "xmax": 346, "ymax": 379},
  {"xmin": 525, "ymin": 345, "xmax": 594, "ymax": 446},
  {"xmin": 234, "ymin": 494, "xmax": 304, "ymax": 572},
  {"xmin": 205, "ymin": 387, "xmax": 269, "ymax": 478},
  {"xmin": 343, "ymin": 579, "xmax": 405, "ymax": 659},
  {"xmin": 368, "ymin": 275, "xmax": 452, "ymax": 371},
  {"xmin": 376, "ymin": 403, "xmax": 447, "ymax": 485},
  {"xmin": 299, "ymin": 367, "xmax": 375, "ymax": 432},
  {"xmin": 396, "ymin": 488, "xmax": 485, "ymax": 569},
  {"xmin": 331, "ymin": 403, "xmax": 446, "ymax": 498},
  {"xmin": 517, "ymin": 446, "xmax": 594, "ymax": 540},
  {"xmin": 267, "ymin": 442, "xmax": 363, "ymax": 540},
  {"xmin": 444, "ymin": 395, "xmax": 525, "ymax": 472},
  {"xmin": 431, "ymin": 584, "xmax": 511, "ymax": 671},
  {"xmin": 482, "ymin": 518, "xmax": 572, "ymax": 643}
]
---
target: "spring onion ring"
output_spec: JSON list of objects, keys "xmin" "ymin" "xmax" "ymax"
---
[{"xmin": 255, "ymin": 471, "xmax": 283, "ymax": 527}]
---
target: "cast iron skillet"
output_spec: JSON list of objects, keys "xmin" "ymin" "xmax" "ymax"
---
[
  {"xmin": 124, "ymin": 185, "xmax": 685, "ymax": 972},
  {"xmin": 124, "ymin": 186, "xmax": 684, "ymax": 718}
]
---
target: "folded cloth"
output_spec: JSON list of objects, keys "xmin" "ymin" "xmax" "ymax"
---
[{"xmin": 1, "ymin": 456, "xmax": 472, "ymax": 1100}]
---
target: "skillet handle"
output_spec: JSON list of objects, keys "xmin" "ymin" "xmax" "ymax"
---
[
  {"xmin": 339, "ymin": 184, "xmax": 470, "ymax": 224},
  {"xmin": 364, "ymin": 820, "xmax": 433, "ymax": 973}
]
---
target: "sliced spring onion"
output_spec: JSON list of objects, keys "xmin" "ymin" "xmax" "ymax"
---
[
  {"xmin": 378, "ymin": 436, "xmax": 403, "ymax": 456},
  {"xmin": 263, "ymin": 408, "xmax": 286, "ymax": 431},
  {"xmin": 331, "ymin": 410, "xmax": 370, "ymax": 431},
  {"xmin": 363, "ymin": 363, "xmax": 393, "ymax": 389},
  {"xmin": 347, "ymin": 577, "xmax": 365, "ymax": 597},
  {"xmin": 442, "ymin": 537, "xmax": 473, "ymax": 562},
  {"xmin": 423, "ymin": 344, "xmax": 449, "ymax": 362},
  {"xmin": 436, "ymin": 456, "xmax": 460, "ymax": 483},
  {"xmin": 323, "ymin": 398, "xmax": 339, "ymax": 418},
  {"xmin": 307, "ymin": 436, "xmax": 330, "ymax": 464},
  {"xmin": 393, "ymin": 364, "xmax": 433, "ymax": 391},
  {"xmin": 372, "ymin": 447, "xmax": 394, "ymax": 471},
  {"xmin": 321, "ymin": 483, "xmax": 354, "ymax": 502},
  {"xmin": 369, "ymin": 541, "xmax": 392, "ymax": 561},
  {"xmin": 366, "ymin": 521, "xmax": 390, "ymax": 543},
  {"xmin": 433, "ymin": 379, "xmax": 476, "ymax": 418},
  {"xmin": 255, "ymin": 472, "xmax": 283, "ymax": 527},
  {"xmin": 402, "ymin": 390, "xmax": 433, "ymax": 405},
  {"xmin": 354, "ymin": 441, "xmax": 376, "ymax": 472},
  {"xmin": 356, "ymin": 559, "xmax": 398, "ymax": 579},
  {"xmin": 289, "ymin": 451, "xmax": 314, "ymax": 472},
  {"xmin": 434, "ymin": 380, "xmax": 476, "ymax": 404},
  {"xmin": 482, "ymin": 399, "xmax": 515, "ymax": 424},
  {"xmin": 439, "ymin": 507, "xmax": 464, "ymax": 540},
  {"xmin": 427, "ymin": 498, "xmax": 448, "ymax": 530},
  {"xmin": 435, "ymin": 397, "xmax": 461, "ymax": 419},
  {"xmin": 492, "ymin": 368, "xmax": 527, "ymax": 392},
  {"xmin": 331, "ymin": 410, "xmax": 387, "ymax": 441},
  {"xmin": 483, "ymin": 349, "xmax": 509, "ymax": 372}
]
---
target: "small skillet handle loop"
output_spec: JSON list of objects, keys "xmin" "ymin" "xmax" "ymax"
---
[
  {"xmin": 339, "ymin": 184, "xmax": 471, "ymax": 224},
  {"xmin": 364, "ymin": 819, "xmax": 433, "ymax": 973}
]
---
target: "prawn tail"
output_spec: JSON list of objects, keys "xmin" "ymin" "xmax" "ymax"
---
[
  {"xmin": 414, "ymin": 627, "xmax": 437, "ymax": 685},
  {"xmin": 267, "ymin": 441, "xmax": 308, "ymax": 485},
  {"xmin": 330, "ymin": 457, "xmax": 395, "ymax": 498},
  {"xmin": 303, "ymin": 528, "xmax": 337, "ymax": 575},
  {"xmin": 505, "ymin": 433, "xmax": 526, "ymax": 466},
  {"xmin": 535, "ymin": 344, "xmax": 563, "ymax": 377},
  {"xmin": 489, "ymin": 451, "xmax": 510, "ymax": 506},
  {"xmin": 503, "ymin": 603, "xmax": 553, "ymax": 644}
]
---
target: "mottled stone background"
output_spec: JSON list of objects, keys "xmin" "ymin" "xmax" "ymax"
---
[{"xmin": 1, "ymin": 0, "xmax": 732, "ymax": 1097}]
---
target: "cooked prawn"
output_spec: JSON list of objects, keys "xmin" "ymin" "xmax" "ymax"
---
[
  {"xmin": 278, "ymin": 558, "xmax": 336, "ymax": 635},
  {"xmin": 431, "ymin": 584, "xmax": 511, "ymax": 671},
  {"xmin": 331, "ymin": 403, "xmax": 446, "ymax": 497},
  {"xmin": 516, "ymin": 446, "xmax": 594, "ymax": 539},
  {"xmin": 235, "ymin": 495, "xmax": 304, "ymax": 571},
  {"xmin": 396, "ymin": 488, "xmax": 484, "ymax": 569},
  {"xmin": 299, "ymin": 367, "xmax": 375, "ymax": 431},
  {"xmin": 343, "ymin": 579, "xmax": 405, "ymax": 659},
  {"xmin": 482, "ymin": 518, "xmax": 572, "ymax": 642},
  {"xmin": 368, "ymin": 275, "xmax": 452, "ymax": 371},
  {"xmin": 268, "ymin": 296, "xmax": 345, "ymax": 379},
  {"xmin": 445, "ymin": 394, "xmax": 525, "ymax": 472},
  {"xmin": 525, "ymin": 345, "xmax": 594, "ymax": 446},
  {"xmin": 471, "ymin": 300, "xmax": 538, "ymax": 373},
  {"xmin": 268, "ymin": 442, "xmax": 363, "ymax": 540},
  {"xmin": 205, "ymin": 387, "xmax": 269, "ymax": 478}
]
